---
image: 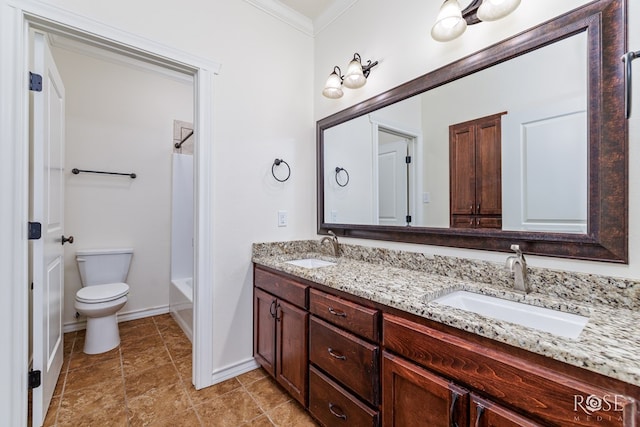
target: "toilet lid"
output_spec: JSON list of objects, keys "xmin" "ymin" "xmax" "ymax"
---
[{"xmin": 76, "ymin": 282, "xmax": 129, "ymax": 303}]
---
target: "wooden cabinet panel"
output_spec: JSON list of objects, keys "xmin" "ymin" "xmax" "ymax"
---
[
  {"xmin": 450, "ymin": 112, "xmax": 504, "ymax": 228},
  {"xmin": 276, "ymin": 298, "xmax": 308, "ymax": 406},
  {"xmin": 309, "ymin": 317, "xmax": 379, "ymax": 405},
  {"xmin": 476, "ymin": 116, "xmax": 502, "ymax": 216},
  {"xmin": 382, "ymin": 351, "xmax": 469, "ymax": 427},
  {"xmin": 450, "ymin": 123, "xmax": 476, "ymax": 216},
  {"xmin": 309, "ymin": 288, "xmax": 379, "ymax": 341},
  {"xmin": 254, "ymin": 287, "xmax": 276, "ymax": 377},
  {"xmin": 254, "ymin": 267, "xmax": 308, "ymax": 308},
  {"xmin": 383, "ymin": 314, "xmax": 636, "ymax": 427},
  {"xmin": 309, "ymin": 366, "xmax": 379, "ymax": 427},
  {"xmin": 471, "ymin": 394, "xmax": 543, "ymax": 427}
]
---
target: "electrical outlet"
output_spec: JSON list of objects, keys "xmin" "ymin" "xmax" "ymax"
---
[
  {"xmin": 423, "ymin": 192, "xmax": 431, "ymax": 203},
  {"xmin": 278, "ymin": 210, "xmax": 288, "ymax": 227},
  {"xmin": 330, "ymin": 210, "xmax": 338, "ymax": 222}
]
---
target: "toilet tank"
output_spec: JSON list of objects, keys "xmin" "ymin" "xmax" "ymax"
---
[{"xmin": 76, "ymin": 248, "xmax": 133, "ymax": 286}]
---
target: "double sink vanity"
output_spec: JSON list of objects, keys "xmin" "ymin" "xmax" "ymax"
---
[{"xmin": 252, "ymin": 240, "xmax": 640, "ymax": 427}]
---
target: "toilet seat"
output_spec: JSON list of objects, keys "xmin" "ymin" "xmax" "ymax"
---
[{"xmin": 76, "ymin": 282, "xmax": 129, "ymax": 303}]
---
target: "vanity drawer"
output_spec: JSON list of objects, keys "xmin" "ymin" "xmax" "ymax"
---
[
  {"xmin": 254, "ymin": 267, "xmax": 307, "ymax": 308},
  {"xmin": 309, "ymin": 366, "xmax": 379, "ymax": 427},
  {"xmin": 309, "ymin": 288, "xmax": 379, "ymax": 341},
  {"xmin": 309, "ymin": 317, "xmax": 379, "ymax": 405}
]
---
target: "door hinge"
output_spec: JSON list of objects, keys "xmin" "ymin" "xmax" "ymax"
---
[
  {"xmin": 28, "ymin": 370, "xmax": 41, "ymax": 389},
  {"xmin": 405, "ymin": 156, "xmax": 412, "ymax": 164},
  {"xmin": 28, "ymin": 222, "xmax": 42, "ymax": 240},
  {"xmin": 29, "ymin": 72, "xmax": 42, "ymax": 92},
  {"xmin": 406, "ymin": 215, "xmax": 412, "ymax": 224}
]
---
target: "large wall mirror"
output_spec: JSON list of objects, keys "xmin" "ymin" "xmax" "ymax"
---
[{"xmin": 317, "ymin": 0, "xmax": 628, "ymax": 262}]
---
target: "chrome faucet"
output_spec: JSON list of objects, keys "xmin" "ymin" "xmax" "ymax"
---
[
  {"xmin": 320, "ymin": 230, "xmax": 340, "ymax": 257},
  {"xmin": 505, "ymin": 244, "xmax": 529, "ymax": 293}
]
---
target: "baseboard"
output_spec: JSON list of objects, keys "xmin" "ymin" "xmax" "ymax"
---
[
  {"xmin": 210, "ymin": 357, "xmax": 259, "ymax": 385},
  {"xmin": 63, "ymin": 305, "xmax": 170, "ymax": 333}
]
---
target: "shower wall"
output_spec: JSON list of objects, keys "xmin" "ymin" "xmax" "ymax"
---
[{"xmin": 170, "ymin": 152, "xmax": 194, "ymax": 339}]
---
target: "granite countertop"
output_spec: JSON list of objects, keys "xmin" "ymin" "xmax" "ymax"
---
[{"xmin": 252, "ymin": 244, "xmax": 640, "ymax": 388}]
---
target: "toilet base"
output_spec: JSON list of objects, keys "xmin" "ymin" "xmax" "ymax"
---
[{"xmin": 84, "ymin": 313, "xmax": 120, "ymax": 354}]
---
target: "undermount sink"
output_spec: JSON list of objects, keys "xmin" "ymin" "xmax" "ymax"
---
[
  {"xmin": 285, "ymin": 258, "xmax": 337, "ymax": 269},
  {"xmin": 433, "ymin": 291, "xmax": 588, "ymax": 339}
]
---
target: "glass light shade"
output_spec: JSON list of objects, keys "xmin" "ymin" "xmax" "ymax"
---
[
  {"xmin": 477, "ymin": 0, "xmax": 521, "ymax": 22},
  {"xmin": 343, "ymin": 59, "xmax": 367, "ymax": 89},
  {"xmin": 322, "ymin": 70, "xmax": 343, "ymax": 99},
  {"xmin": 431, "ymin": 0, "xmax": 467, "ymax": 42}
]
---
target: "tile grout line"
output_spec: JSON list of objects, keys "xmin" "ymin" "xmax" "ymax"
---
[
  {"xmin": 152, "ymin": 315, "xmax": 205, "ymax": 427},
  {"xmin": 118, "ymin": 344, "xmax": 131, "ymax": 426}
]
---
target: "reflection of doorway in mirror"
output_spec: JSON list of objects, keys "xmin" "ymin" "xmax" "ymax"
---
[{"xmin": 376, "ymin": 128, "xmax": 416, "ymax": 226}]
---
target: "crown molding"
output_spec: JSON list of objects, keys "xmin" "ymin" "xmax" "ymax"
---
[
  {"xmin": 244, "ymin": 0, "xmax": 314, "ymax": 36},
  {"xmin": 244, "ymin": 0, "xmax": 360, "ymax": 36},
  {"xmin": 314, "ymin": 0, "xmax": 359, "ymax": 35}
]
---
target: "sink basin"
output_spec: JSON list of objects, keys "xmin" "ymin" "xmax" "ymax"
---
[
  {"xmin": 433, "ymin": 291, "xmax": 588, "ymax": 339},
  {"xmin": 285, "ymin": 258, "xmax": 337, "ymax": 269}
]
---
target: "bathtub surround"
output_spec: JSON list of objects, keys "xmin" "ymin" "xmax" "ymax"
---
[{"xmin": 253, "ymin": 240, "xmax": 640, "ymax": 387}]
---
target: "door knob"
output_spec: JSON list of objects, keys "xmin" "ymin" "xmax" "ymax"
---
[{"xmin": 61, "ymin": 235, "xmax": 74, "ymax": 245}]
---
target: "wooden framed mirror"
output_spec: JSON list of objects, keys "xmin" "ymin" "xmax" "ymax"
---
[{"xmin": 317, "ymin": 0, "xmax": 627, "ymax": 263}]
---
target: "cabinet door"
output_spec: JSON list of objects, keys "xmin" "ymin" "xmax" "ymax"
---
[
  {"xmin": 382, "ymin": 351, "xmax": 468, "ymax": 427},
  {"xmin": 471, "ymin": 394, "xmax": 543, "ymax": 427},
  {"xmin": 475, "ymin": 115, "xmax": 502, "ymax": 216},
  {"xmin": 254, "ymin": 288, "xmax": 276, "ymax": 377},
  {"xmin": 449, "ymin": 123, "xmax": 476, "ymax": 216},
  {"xmin": 276, "ymin": 298, "xmax": 309, "ymax": 406}
]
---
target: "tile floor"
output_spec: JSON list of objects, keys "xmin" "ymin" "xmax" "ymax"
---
[{"xmin": 42, "ymin": 314, "xmax": 319, "ymax": 426}]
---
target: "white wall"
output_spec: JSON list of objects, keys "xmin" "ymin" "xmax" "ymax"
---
[
  {"xmin": 315, "ymin": 0, "xmax": 640, "ymax": 279},
  {"xmin": 38, "ymin": 0, "xmax": 316, "ymax": 372},
  {"xmin": 51, "ymin": 44, "xmax": 193, "ymax": 327}
]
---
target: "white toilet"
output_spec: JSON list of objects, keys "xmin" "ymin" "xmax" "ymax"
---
[{"xmin": 75, "ymin": 248, "xmax": 133, "ymax": 354}]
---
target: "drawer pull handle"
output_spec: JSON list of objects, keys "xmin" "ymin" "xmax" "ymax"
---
[
  {"xmin": 474, "ymin": 404, "xmax": 485, "ymax": 427},
  {"xmin": 450, "ymin": 391, "xmax": 460, "ymax": 427},
  {"xmin": 327, "ymin": 347, "xmax": 346, "ymax": 360},
  {"xmin": 328, "ymin": 307, "xmax": 347, "ymax": 317},
  {"xmin": 328, "ymin": 403, "xmax": 347, "ymax": 420}
]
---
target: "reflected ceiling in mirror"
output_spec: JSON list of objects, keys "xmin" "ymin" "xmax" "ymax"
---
[{"xmin": 317, "ymin": 0, "xmax": 627, "ymax": 262}]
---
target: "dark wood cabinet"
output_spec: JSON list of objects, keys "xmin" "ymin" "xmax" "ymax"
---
[
  {"xmin": 450, "ymin": 112, "xmax": 504, "ymax": 229},
  {"xmin": 254, "ymin": 266, "xmax": 639, "ymax": 427},
  {"xmin": 383, "ymin": 313, "xmax": 636, "ymax": 427},
  {"xmin": 471, "ymin": 394, "xmax": 543, "ymax": 427},
  {"xmin": 383, "ymin": 351, "xmax": 469, "ymax": 427},
  {"xmin": 253, "ymin": 267, "xmax": 308, "ymax": 406}
]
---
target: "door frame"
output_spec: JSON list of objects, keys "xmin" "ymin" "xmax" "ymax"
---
[
  {"xmin": 0, "ymin": 1, "xmax": 220, "ymax": 424},
  {"xmin": 369, "ymin": 115, "xmax": 424, "ymax": 226}
]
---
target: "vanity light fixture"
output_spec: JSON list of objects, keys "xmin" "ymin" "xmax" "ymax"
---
[
  {"xmin": 322, "ymin": 53, "xmax": 378, "ymax": 99},
  {"xmin": 431, "ymin": 0, "xmax": 521, "ymax": 42}
]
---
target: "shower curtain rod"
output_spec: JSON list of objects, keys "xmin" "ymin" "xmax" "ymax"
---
[{"xmin": 175, "ymin": 130, "xmax": 194, "ymax": 149}]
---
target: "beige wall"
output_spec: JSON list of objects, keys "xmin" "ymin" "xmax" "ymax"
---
[{"xmin": 315, "ymin": 0, "xmax": 640, "ymax": 280}]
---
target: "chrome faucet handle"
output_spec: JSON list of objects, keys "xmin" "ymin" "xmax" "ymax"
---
[{"xmin": 510, "ymin": 244, "xmax": 522, "ymax": 256}]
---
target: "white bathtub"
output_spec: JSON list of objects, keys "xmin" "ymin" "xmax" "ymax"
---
[{"xmin": 170, "ymin": 277, "xmax": 193, "ymax": 342}]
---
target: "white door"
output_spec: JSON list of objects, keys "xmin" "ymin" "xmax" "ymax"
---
[
  {"xmin": 378, "ymin": 139, "xmax": 409, "ymax": 226},
  {"xmin": 30, "ymin": 31, "xmax": 66, "ymax": 427}
]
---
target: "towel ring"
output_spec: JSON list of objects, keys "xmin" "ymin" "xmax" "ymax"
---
[
  {"xmin": 335, "ymin": 167, "xmax": 350, "ymax": 187},
  {"xmin": 272, "ymin": 158, "xmax": 291, "ymax": 182}
]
